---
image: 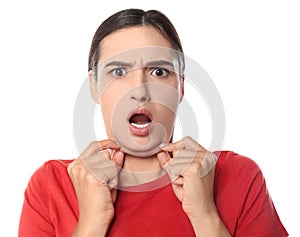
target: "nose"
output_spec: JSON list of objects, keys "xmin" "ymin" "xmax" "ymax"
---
[
  {"xmin": 130, "ymin": 83, "xmax": 151, "ymax": 103},
  {"xmin": 129, "ymin": 69, "xmax": 151, "ymax": 102}
]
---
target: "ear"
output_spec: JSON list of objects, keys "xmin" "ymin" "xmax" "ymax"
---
[
  {"xmin": 89, "ymin": 70, "xmax": 99, "ymax": 103},
  {"xmin": 179, "ymin": 74, "xmax": 185, "ymax": 103}
]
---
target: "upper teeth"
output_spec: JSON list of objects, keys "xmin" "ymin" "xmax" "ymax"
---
[{"xmin": 130, "ymin": 122, "xmax": 150, "ymax": 128}]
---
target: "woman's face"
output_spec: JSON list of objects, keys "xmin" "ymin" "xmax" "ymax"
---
[{"xmin": 90, "ymin": 26, "xmax": 184, "ymax": 157}]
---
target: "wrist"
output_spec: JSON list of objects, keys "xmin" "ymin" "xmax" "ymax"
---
[
  {"xmin": 73, "ymin": 214, "xmax": 113, "ymax": 237},
  {"xmin": 72, "ymin": 223, "xmax": 109, "ymax": 237},
  {"xmin": 189, "ymin": 211, "xmax": 231, "ymax": 237}
]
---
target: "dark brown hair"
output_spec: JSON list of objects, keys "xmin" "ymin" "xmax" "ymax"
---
[{"xmin": 88, "ymin": 9, "xmax": 184, "ymax": 77}]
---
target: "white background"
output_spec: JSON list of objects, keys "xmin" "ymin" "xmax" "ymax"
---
[{"xmin": 0, "ymin": 0, "xmax": 299, "ymax": 236}]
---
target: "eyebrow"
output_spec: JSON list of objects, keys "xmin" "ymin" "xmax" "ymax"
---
[
  {"xmin": 104, "ymin": 61, "xmax": 133, "ymax": 68},
  {"xmin": 144, "ymin": 60, "xmax": 174, "ymax": 68},
  {"xmin": 103, "ymin": 60, "xmax": 174, "ymax": 68}
]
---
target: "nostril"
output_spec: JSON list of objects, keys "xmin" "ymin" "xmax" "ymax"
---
[
  {"xmin": 130, "ymin": 87, "xmax": 151, "ymax": 102},
  {"xmin": 131, "ymin": 95, "xmax": 150, "ymax": 102},
  {"xmin": 140, "ymin": 96, "xmax": 149, "ymax": 102}
]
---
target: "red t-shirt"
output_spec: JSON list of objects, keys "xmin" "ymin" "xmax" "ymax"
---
[{"xmin": 19, "ymin": 151, "xmax": 288, "ymax": 236}]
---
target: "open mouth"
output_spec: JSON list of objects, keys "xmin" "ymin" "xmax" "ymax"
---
[
  {"xmin": 129, "ymin": 114, "xmax": 152, "ymax": 128},
  {"xmin": 128, "ymin": 109, "xmax": 152, "ymax": 136}
]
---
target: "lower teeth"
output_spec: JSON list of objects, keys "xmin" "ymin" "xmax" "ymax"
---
[{"xmin": 131, "ymin": 122, "xmax": 150, "ymax": 128}]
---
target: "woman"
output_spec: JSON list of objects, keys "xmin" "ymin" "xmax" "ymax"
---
[{"xmin": 19, "ymin": 9, "xmax": 288, "ymax": 237}]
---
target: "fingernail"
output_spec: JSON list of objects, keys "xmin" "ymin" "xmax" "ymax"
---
[{"xmin": 159, "ymin": 143, "xmax": 167, "ymax": 149}]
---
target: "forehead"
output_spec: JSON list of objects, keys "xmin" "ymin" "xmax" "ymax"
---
[
  {"xmin": 99, "ymin": 26, "xmax": 173, "ymax": 63},
  {"xmin": 98, "ymin": 47, "xmax": 180, "ymax": 71}
]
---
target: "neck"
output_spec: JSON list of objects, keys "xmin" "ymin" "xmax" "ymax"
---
[
  {"xmin": 122, "ymin": 153, "xmax": 161, "ymax": 172},
  {"xmin": 119, "ymin": 153, "xmax": 165, "ymax": 188}
]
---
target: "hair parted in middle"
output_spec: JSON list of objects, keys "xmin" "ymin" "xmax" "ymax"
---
[{"xmin": 88, "ymin": 8, "xmax": 185, "ymax": 80}]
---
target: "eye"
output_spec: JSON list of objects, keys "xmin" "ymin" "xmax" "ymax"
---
[
  {"xmin": 151, "ymin": 68, "xmax": 169, "ymax": 77},
  {"xmin": 111, "ymin": 68, "xmax": 127, "ymax": 77}
]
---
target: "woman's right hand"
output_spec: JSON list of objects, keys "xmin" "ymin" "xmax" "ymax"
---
[{"xmin": 68, "ymin": 140, "xmax": 124, "ymax": 237}]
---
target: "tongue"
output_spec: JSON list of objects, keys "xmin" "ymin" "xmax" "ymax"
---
[{"xmin": 130, "ymin": 114, "xmax": 151, "ymax": 124}]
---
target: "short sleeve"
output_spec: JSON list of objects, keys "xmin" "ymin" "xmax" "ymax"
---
[
  {"xmin": 19, "ymin": 163, "xmax": 55, "ymax": 237},
  {"xmin": 233, "ymin": 155, "xmax": 288, "ymax": 237}
]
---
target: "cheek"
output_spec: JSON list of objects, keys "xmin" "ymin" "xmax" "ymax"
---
[
  {"xmin": 100, "ymin": 94, "xmax": 115, "ymax": 126},
  {"xmin": 156, "ymin": 106, "xmax": 177, "ymax": 131},
  {"xmin": 100, "ymin": 84, "xmax": 128, "ymax": 125},
  {"xmin": 100, "ymin": 101, "xmax": 111, "ymax": 121}
]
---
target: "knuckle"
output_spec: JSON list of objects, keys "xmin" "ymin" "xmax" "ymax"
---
[
  {"xmin": 205, "ymin": 151, "xmax": 214, "ymax": 161},
  {"xmin": 102, "ymin": 149, "xmax": 112, "ymax": 159},
  {"xmin": 68, "ymin": 165, "xmax": 80, "ymax": 179},
  {"xmin": 88, "ymin": 141, "xmax": 98, "ymax": 148},
  {"xmin": 68, "ymin": 160, "xmax": 80, "ymax": 175},
  {"xmin": 99, "ymin": 139, "xmax": 112, "ymax": 146},
  {"xmin": 95, "ymin": 151, "xmax": 111, "ymax": 162},
  {"xmin": 97, "ymin": 139, "xmax": 116, "ymax": 150},
  {"xmin": 183, "ymin": 136, "xmax": 193, "ymax": 142},
  {"xmin": 188, "ymin": 162, "xmax": 201, "ymax": 174},
  {"xmin": 85, "ymin": 172, "xmax": 98, "ymax": 184}
]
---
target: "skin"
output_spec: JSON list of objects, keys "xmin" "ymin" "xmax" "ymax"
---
[
  {"xmin": 95, "ymin": 27, "xmax": 182, "ymax": 165},
  {"xmin": 68, "ymin": 26, "xmax": 231, "ymax": 237}
]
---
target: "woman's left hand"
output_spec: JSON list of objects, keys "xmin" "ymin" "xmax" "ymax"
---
[{"xmin": 156, "ymin": 136, "xmax": 223, "ymax": 234}]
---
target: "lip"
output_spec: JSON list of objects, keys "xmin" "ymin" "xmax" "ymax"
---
[{"xmin": 127, "ymin": 108, "xmax": 153, "ymax": 136}]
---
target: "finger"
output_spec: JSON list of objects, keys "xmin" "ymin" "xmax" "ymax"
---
[
  {"xmin": 156, "ymin": 151, "xmax": 171, "ymax": 167},
  {"xmin": 176, "ymin": 151, "xmax": 217, "ymax": 178},
  {"xmin": 108, "ymin": 174, "xmax": 118, "ymax": 189},
  {"xmin": 81, "ymin": 140, "xmax": 120, "ymax": 158},
  {"xmin": 111, "ymin": 150, "xmax": 125, "ymax": 168},
  {"xmin": 160, "ymin": 136, "xmax": 205, "ymax": 153},
  {"xmin": 156, "ymin": 151, "xmax": 179, "ymax": 182},
  {"xmin": 81, "ymin": 152, "xmax": 119, "ymax": 185},
  {"xmin": 67, "ymin": 159, "xmax": 76, "ymax": 173},
  {"xmin": 167, "ymin": 150, "xmax": 198, "ymax": 179},
  {"xmin": 97, "ymin": 139, "xmax": 120, "ymax": 150},
  {"xmin": 163, "ymin": 150, "xmax": 205, "ymax": 182},
  {"xmin": 101, "ymin": 149, "xmax": 113, "ymax": 159},
  {"xmin": 199, "ymin": 152, "xmax": 218, "ymax": 177},
  {"xmin": 159, "ymin": 141, "xmax": 180, "ymax": 152},
  {"xmin": 111, "ymin": 188, "xmax": 117, "ymax": 203},
  {"xmin": 172, "ymin": 176, "xmax": 184, "ymax": 186},
  {"xmin": 67, "ymin": 158, "xmax": 82, "ymax": 175},
  {"xmin": 67, "ymin": 159, "xmax": 84, "ymax": 189}
]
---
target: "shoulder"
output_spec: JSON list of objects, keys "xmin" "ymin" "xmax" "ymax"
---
[
  {"xmin": 213, "ymin": 151, "xmax": 289, "ymax": 236},
  {"xmin": 43, "ymin": 159, "xmax": 74, "ymax": 173},
  {"xmin": 213, "ymin": 151, "xmax": 265, "ymax": 203},
  {"xmin": 31, "ymin": 159, "xmax": 74, "ymax": 177},
  {"xmin": 26, "ymin": 159, "xmax": 75, "ymax": 193},
  {"xmin": 214, "ymin": 150, "xmax": 261, "ymax": 177},
  {"xmin": 24, "ymin": 159, "xmax": 76, "ymax": 212},
  {"xmin": 20, "ymin": 159, "xmax": 78, "ymax": 236}
]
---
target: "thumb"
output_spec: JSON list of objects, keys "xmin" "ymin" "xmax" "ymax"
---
[
  {"xmin": 111, "ymin": 150, "xmax": 125, "ymax": 168},
  {"xmin": 157, "ymin": 151, "xmax": 179, "ymax": 183},
  {"xmin": 156, "ymin": 151, "xmax": 171, "ymax": 167}
]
